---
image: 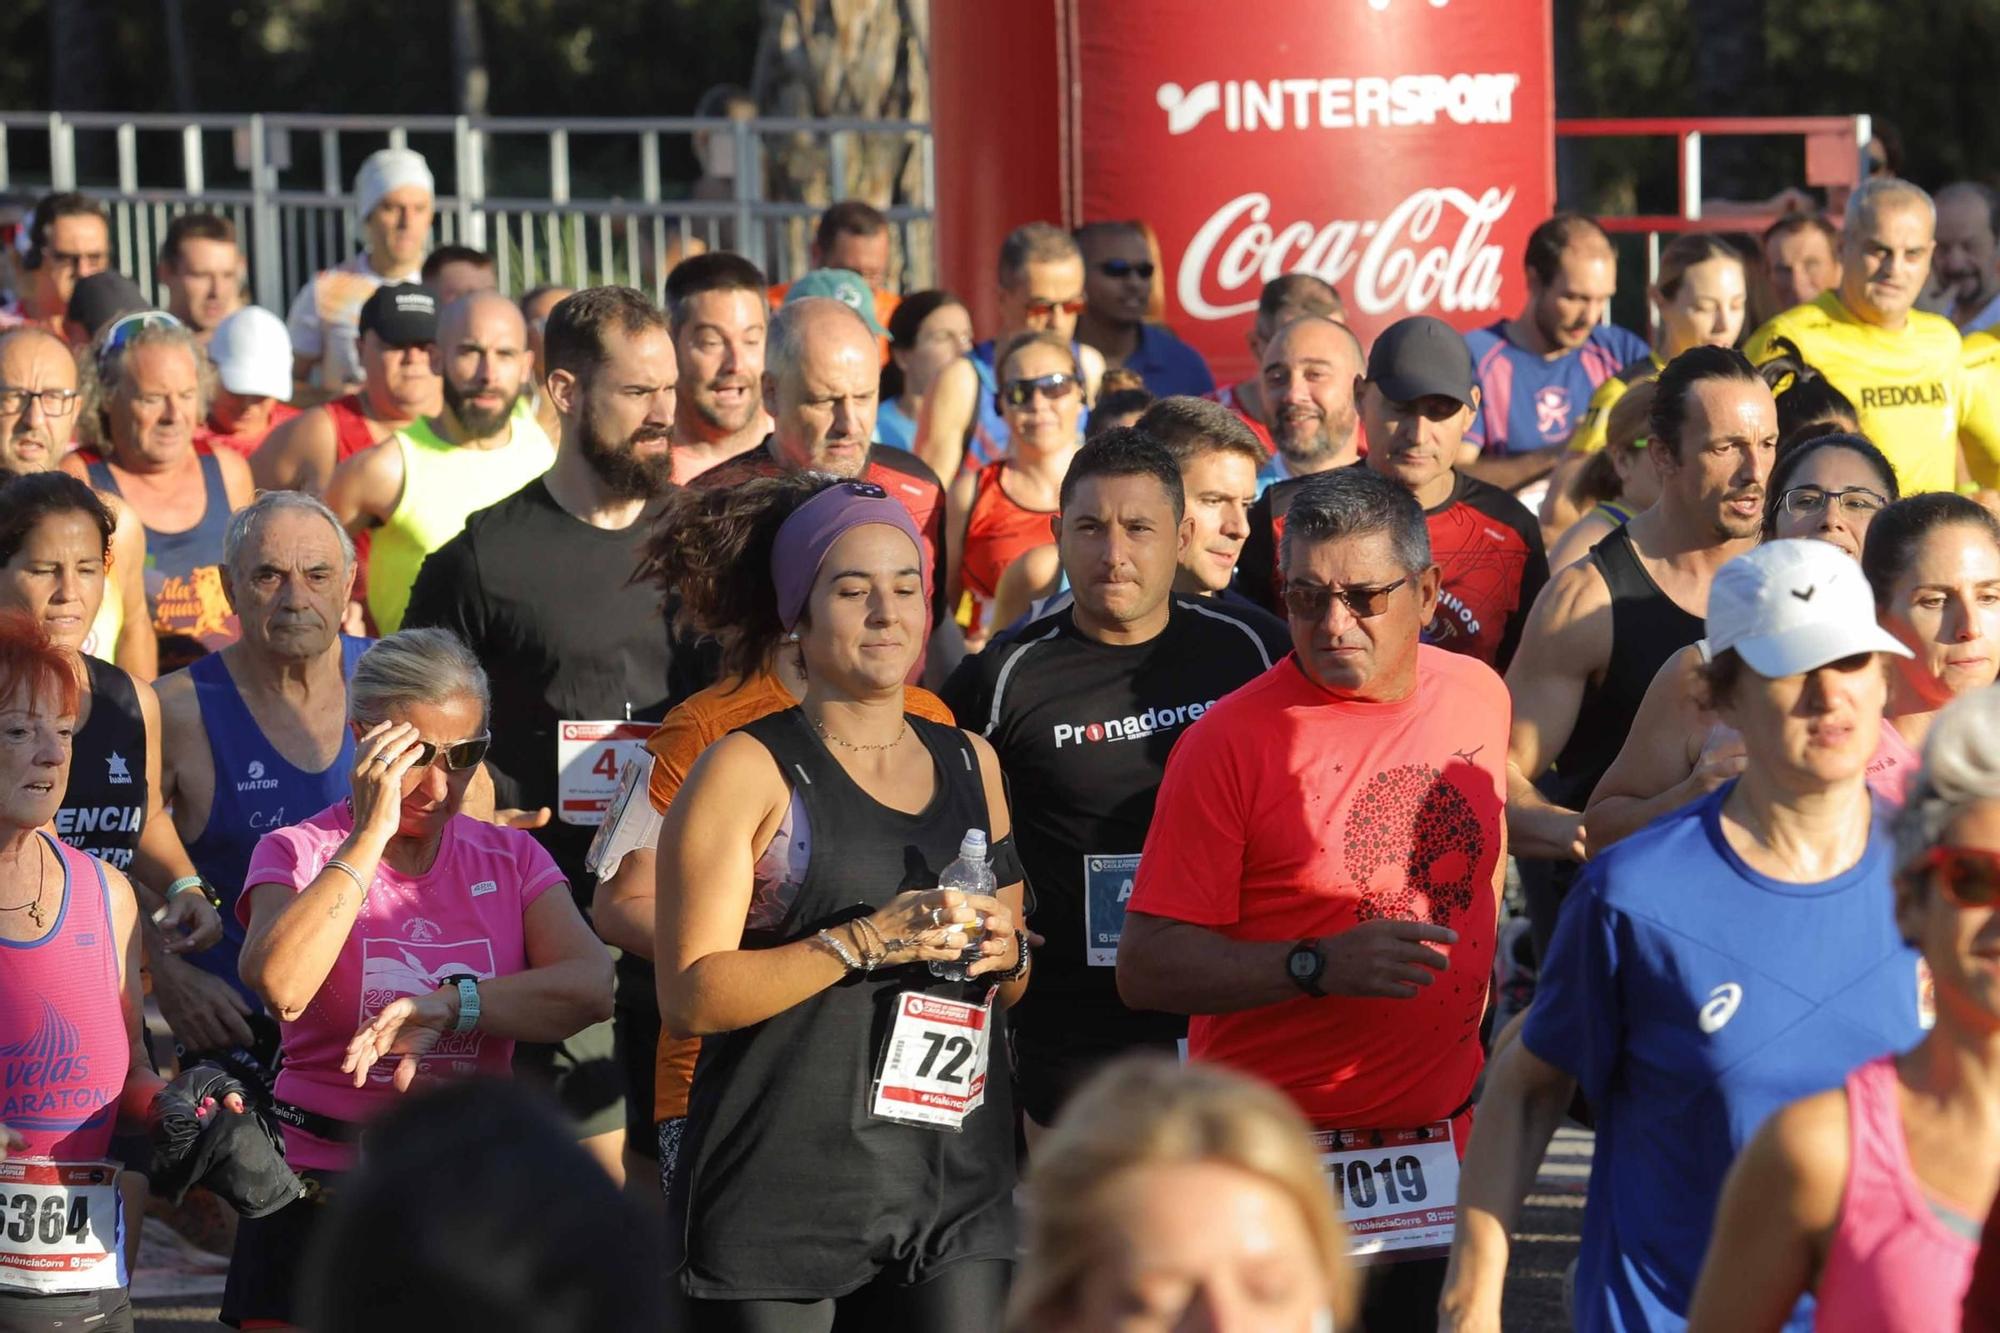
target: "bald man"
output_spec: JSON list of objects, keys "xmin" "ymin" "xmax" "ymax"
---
[
  {"xmin": 325, "ymin": 291, "xmax": 556, "ymax": 632},
  {"xmin": 0, "ymin": 327, "xmax": 156, "ymax": 676}
]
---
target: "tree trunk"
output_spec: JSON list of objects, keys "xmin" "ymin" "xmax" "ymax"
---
[
  {"xmin": 1689, "ymin": 0, "xmax": 1768, "ymax": 201},
  {"xmin": 452, "ymin": 0, "xmax": 490, "ymax": 119},
  {"xmin": 751, "ymin": 0, "xmax": 931, "ymax": 284}
]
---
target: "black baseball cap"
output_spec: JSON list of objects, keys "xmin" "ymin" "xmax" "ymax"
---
[
  {"xmin": 67, "ymin": 271, "xmax": 152, "ymax": 341},
  {"xmin": 1365, "ymin": 315, "xmax": 1477, "ymax": 410},
  {"xmin": 358, "ymin": 282, "xmax": 438, "ymax": 347}
]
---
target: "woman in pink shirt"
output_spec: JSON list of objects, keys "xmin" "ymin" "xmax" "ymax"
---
[
  {"xmin": 1687, "ymin": 683, "xmax": 2000, "ymax": 1331},
  {"xmin": 224, "ymin": 627, "xmax": 612, "ymax": 1331}
]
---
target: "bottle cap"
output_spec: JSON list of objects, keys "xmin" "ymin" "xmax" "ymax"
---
[{"xmin": 959, "ymin": 828, "xmax": 988, "ymax": 859}]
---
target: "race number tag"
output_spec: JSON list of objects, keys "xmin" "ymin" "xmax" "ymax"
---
[
  {"xmin": 1083, "ymin": 853, "xmax": 1141, "ymax": 967},
  {"xmin": 0, "ymin": 1160, "xmax": 122, "ymax": 1295},
  {"xmin": 1314, "ymin": 1123, "xmax": 1458, "ymax": 1262},
  {"xmin": 870, "ymin": 992, "xmax": 993, "ymax": 1132},
  {"xmin": 556, "ymin": 721, "xmax": 653, "ymax": 827}
]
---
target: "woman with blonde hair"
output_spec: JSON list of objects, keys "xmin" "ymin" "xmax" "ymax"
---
[{"xmin": 1010, "ymin": 1058, "xmax": 1355, "ymax": 1333}]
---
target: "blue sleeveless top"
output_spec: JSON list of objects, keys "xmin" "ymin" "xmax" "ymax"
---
[
  {"xmin": 85, "ymin": 447, "xmax": 238, "ymax": 673},
  {"xmin": 181, "ymin": 635, "xmax": 370, "ymax": 995}
]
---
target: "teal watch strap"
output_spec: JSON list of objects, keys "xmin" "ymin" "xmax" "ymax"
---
[{"xmin": 447, "ymin": 975, "xmax": 481, "ymax": 1033}]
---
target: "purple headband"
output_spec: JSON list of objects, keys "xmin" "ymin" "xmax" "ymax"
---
[{"xmin": 772, "ymin": 481, "xmax": 929, "ymax": 631}]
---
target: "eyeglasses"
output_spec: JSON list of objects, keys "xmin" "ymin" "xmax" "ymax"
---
[
  {"xmin": 1913, "ymin": 845, "xmax": 2000, "ymax": 909},
  {"xmin": 1002, "ymin": 373, "xmax": 1079, "ymax": 410},
  {"xmin": 42, "ymin": 247, "xmax": 108, "ymax": 273},
  {"xmin": 1022, "ymin": 297, "xmax": 1085, "ymax": 318},
  {"xmin": 1096, "ymin": 259, "xmax": 1156, "ymax": 281},
  {"xmin": 1779, "ymin": 485, "xmax": 1888, "ymax": 518},
  {"xmin": 1282, "ymin": 577, "xmax": 1409, "ymax": 621},
  {"xmin": 410, "ymin": 733, "xmax": 492, "ymax": 773},
  {"xmin": 0, "ymin": 387, "xmax": 79, "ymax": 418},
  {"xmin": 97, "ymin": 310, "xmax": 183, "ymax": 368}
]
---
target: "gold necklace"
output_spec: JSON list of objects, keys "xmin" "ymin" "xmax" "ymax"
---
[
  {"xmin": 810, "ymin": 712, "xmax": 909, "ymax": 754},
  {"xmin": 0, "ymin": 841, "xmax": 48, "ymax": 930}
]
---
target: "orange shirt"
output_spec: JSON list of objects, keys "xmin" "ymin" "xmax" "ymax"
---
[
  {"xmin": 649, "ymin": 670, "xmax": 955, "ymax": 1121},
  {"xmin": 1127, "ymin": 648, "xmax": 1508, "ymax": 1129}
]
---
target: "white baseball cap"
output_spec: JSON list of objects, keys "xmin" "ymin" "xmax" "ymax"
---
[
  {"xmin": 1702, "ymin": 538, "xmax": 1912, "ymax": 676},
  {"xmin": 208, "ymin": 306, "xmax": 293, "ymax": 403},
  {"xmin": 353, "ymin": 147, "xmax": 434, "ymax": 220}
]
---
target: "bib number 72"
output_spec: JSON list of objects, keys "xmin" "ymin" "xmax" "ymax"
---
[{"xmin": 915, "ymin": 1030, "xmax": 976, "ymax": 1084}]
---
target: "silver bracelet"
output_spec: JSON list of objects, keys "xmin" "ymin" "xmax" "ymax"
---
[
  {"xmin": 850, "ymin": 916, "xmax": 888, "ymax": 971},
  {"xmin": 324, "ymin": 858, "xmax": 367, "ymax": 896},
  {"xmin": 815, "ymin": 928, "xmax": 861, "ymax": 972}
]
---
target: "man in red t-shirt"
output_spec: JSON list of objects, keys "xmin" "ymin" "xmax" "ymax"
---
[{"xmin": 1118, "ymin": 465, "xmax": 1507, "ymax": 1330}]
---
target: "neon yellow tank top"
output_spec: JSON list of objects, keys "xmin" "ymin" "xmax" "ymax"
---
[
  {"xmin": 366, "ymin": 413, "xmax": 555, "ymax": 633},
  {"xmin": 83, "ymin": 585, "xmax": 122, "ymax": 664}
]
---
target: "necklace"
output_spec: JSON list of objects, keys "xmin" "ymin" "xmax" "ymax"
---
[
  {"xmin": 810, "ymin": 712, "xmax": 909, "ymax": 754},
  {"xmin": 0, "ymin": 841, "xmax": 48, "ymax": 930}
]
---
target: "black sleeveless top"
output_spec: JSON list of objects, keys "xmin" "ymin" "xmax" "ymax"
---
[
  {"xmin": 59, "ymin": 655, "xmax": 148, "ymax": 870},
  {"xmin": 669, "ymin": 708, "xmax": 1017, "ymax": 1299},
  {"xmin": 1545, "ymin": 524, "xmax": 1706, "ymax": 810}
]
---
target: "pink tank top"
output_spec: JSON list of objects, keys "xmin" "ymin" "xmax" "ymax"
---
[
  {"xmin": 1815, "ymin": 1055, "xmax": 1981, "ymax": 1332},
  {"xmin": 0, "ymin": 838, "xmax": 128, "ymax": 1161},
  {"xmin": 1866, "ymin": 720, "xmax": 1921, "ymax": 809}
]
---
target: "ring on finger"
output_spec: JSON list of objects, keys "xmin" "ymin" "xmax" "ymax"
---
[{"xmin": 927, "ymin": 906, "xmax": 942, "ymax": 928}]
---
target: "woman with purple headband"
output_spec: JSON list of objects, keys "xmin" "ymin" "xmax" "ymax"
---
[{"xmin": 650, "ymin": 474, "xmax": 1030, "ymax": 1331}]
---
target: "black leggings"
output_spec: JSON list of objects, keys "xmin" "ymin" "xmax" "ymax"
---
[{"xmin": 681, "ymin": 1259, "xmax": 1013, "ymax": 1333}]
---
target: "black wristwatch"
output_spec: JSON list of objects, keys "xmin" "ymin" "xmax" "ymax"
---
[{"xmin": 1286, "ymin": 939, "xmax": 1326, "ymax": 998}]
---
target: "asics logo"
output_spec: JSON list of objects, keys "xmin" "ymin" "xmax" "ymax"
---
[{"xmin": 1698, "ymin": 982, "xmax": 1743, "ymax": 1034}]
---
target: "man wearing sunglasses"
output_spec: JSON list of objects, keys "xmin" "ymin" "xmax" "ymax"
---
[
  {"xmin": 1119, "ymin": 467, "xmax": 1508, "ymax": 1331},
  {"xmin": 915, "ymin": 222, "xmax": 1106, "ymax": 482},
  {"xmin": 154, "ymin": 490, "xmax": 371, "ymax": 1091},
  {"xmin": 1074, "ymin": 220, "xmax": 1215, "ymax": 399},
  {"xmin": 0, "ymin": 192, "xmax": 111, "ymax": 341}
]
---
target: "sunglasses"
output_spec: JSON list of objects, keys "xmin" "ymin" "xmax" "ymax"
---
[
  {"xmin": 1779, "ymin": 485, "xmax": 1888, "ymax": 518},
  {"xmin": 411, "ymin": 733, "xmax": 492, "ymax": 773},
  {"xmin": 1023, "ymin": 297, "xmax": 1085, "ymax": 318},
  {"xmin": 97, "ymin": 310, "xmax": 183, "ymax": 366},
  {"xmin": 1096, "ymin": 259, "xmax": 1156, "ymax": 281},
  {"xmin": 1282, "ymin": 577, "xmax": 1408, "ymax": 621},
  {"xmin": 1001, "ymin": 372, "xmax": 1079, "ymax": 410},
  {"xmin": 1914, "ymin": 846, "xmax": 2000, "ymax": 909}
]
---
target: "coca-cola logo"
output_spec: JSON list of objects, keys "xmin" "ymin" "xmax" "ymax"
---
[{"xmin": 1176, "ymin": 187, "xmax": 1514, "ymax": 322}]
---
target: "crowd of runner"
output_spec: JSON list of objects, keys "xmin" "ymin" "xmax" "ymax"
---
[{"xmin": 1, "ymin": 141, "xmax": 1999, "ymax": 1333}]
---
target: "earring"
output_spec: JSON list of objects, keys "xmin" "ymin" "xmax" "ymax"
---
[{"xmin": 785, "ymin": 630, "xmax": 801, "ymax": 642}]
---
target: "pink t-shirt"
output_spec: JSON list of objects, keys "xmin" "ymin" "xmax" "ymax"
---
[
  {"xmin": 1867, "ymin": 719, "xmax": 1921, "ymax": 809},
  {"xmin": 238, "ymin": 802, "xmax": 565, "ymax": 1170}
]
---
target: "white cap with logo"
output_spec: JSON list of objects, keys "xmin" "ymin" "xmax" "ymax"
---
[
  {"xmin": 207, "ymin": 305, "xmax": 294, "ymax": 403},
  {"xmin": 1701, "ymin": 538, "xmax": 1912, "ymax": 676}
]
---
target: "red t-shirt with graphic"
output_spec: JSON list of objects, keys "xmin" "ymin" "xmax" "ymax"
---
[{"xmin": 1128, "ymin": 647, "xmax": 1507, "ymax": 1129}]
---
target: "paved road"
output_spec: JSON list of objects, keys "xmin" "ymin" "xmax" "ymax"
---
[{"xmin": 132, "ymin": 1128, "xmax": 1591, "ymax": 1332}]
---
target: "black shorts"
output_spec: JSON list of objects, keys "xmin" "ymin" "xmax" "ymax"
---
[
  {"xmin": 0, "ymin": 1286, "xmax": 135, "ymax": 1332},
  {"xmin": 218, "ymin": 1171, "xmax": 337, "ymax": 1328},
  {"xmin": 514, "ymin": 1018, "xmax": 625, "ymax": 1140},
  {"xmin": 613, "ymin": 973, "xmax": 661, "ymax": 1160},
  {"xmin": 1012, "ymin": 1032, "xmax": 1180, "ymax": 1129}
]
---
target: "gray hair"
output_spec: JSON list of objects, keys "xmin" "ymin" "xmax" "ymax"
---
[
  {"xmin": 764, "ymin": 296, "xmax": 872, "ymax": 401},
  {"xmin": 1279, "ymin": 468, "xmax": 1431, "ymax": 575},
  {"xmin": 83, "ymin": 319, "xmax": 211, "ymax": 453},
  {"xmin": 1844, "ymin": 176, "xmax": 1936, "ymax": 236},
  {"xmin": 224, "ymin": 489, "xmax": 355, "ymax": 575},
  {"xmin": 997, "ymin": 221, "xmax": 1080, "ymax": 288},
  {"xmin": 1894, "ymin": 686, "xmax": 2000, "ymax": 878},
  {"xmin": 348, "ymin": 628, "xmax": 490, "ymax": 729}
]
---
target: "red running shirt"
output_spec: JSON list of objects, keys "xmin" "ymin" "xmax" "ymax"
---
[
  {"xmin": 959, "ymin": 460, "xmax": 1056, "ymax": 638},
  {"xmin": 1128, "ymin": 647, "xmax": 1507, "ymax": 1128}
]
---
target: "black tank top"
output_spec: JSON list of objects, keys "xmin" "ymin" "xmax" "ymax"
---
[
  {"xmin": 58, "ymin": 655, "xmax": 148, "ymax": 870},
  {"xmin": 1546, "ymin": 524, "xmax": 1706, "ymax": 809},
  {"xmin": 669, "ymin": 708, "xmax": 1017, "ymax": 1299}
]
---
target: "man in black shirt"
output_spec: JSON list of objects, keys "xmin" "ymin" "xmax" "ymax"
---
[
  {"xmin": 402, "ymin": 285, "xmax": 708, "ymax": 1193},
  {"xmin": 941, "ymin": 428, "xmax": 1289, "ymax": 1134}
]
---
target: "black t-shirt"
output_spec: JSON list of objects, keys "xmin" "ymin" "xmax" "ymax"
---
[
  {"xmin": 940, "ymin": 596, "xmax": 1290, "ymax": 1052},
  {"xmin": 403, "ymin": 479, "xmax": 715, "ymax": 894}
]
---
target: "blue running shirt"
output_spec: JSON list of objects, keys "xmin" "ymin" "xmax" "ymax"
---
[{"xmin": 1464, "ymin": 320, "xmax": 1650, "ymax": 454}]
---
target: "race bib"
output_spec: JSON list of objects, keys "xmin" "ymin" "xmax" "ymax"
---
[
  {"xmin": 1083, "ymin": 853, "xmax": 1141, "ymax": 967},
  {"xmin": 870, "ymin": 991, "xmax": 993, "ymax": 1132},
  {"xmin": 1314, "ymin": 1123, "xmax": 1458, "ymax": 1262},
  {"xmin": 0, "ymin": 1160, "xmax": 122, "ymax": 1295},
  {"xmin": 556, "ymin": 721, "xmax": 653, "ymax": 826}
]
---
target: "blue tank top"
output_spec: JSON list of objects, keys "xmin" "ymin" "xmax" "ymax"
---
[
  {"xmin": 84, "ymin": 447, "xmax": 238, "ymax": 672},
  {"xmin": 181, "ymin": 635, "xmax": 370, "ymax": 994}
]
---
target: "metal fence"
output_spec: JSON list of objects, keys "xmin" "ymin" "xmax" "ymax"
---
[{"xmin": 0, "ymin": 111, "xmax": 936, "ymax": 312}]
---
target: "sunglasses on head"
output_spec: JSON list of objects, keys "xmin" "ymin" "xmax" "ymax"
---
[
  {"xmin": 1096, "ymin": 259, "xmax": 1156, "ymax": 281},
  {"xmin": 96, "ymin": 310, "xmax": 184, "ymax": 372},
  {"xmin": 1001, "ymin": 372, "xmax": 1079, "ymax": 410},
  {"xmin": 1282, "ymin": 577, "xmax": 1409, "ymax": 621},
  {"xmin": 1023, "ymin": 297, "xmax": 1085, "ymax": 318},
  {"xmin": 1913, "ymin": 845, "xmax": 2000, "ymax": 909},
  {"xmin": 411, "ymin": 733, "xmax": 492, "ymax": 773}
]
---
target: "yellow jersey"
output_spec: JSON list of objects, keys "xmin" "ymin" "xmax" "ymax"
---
[
  {"xmin": 1567, "ymin": 353, "xmax": 1665, "ymax": 454},
  {"xmin": 1959, "ymin": 331, "xmax": 2000, "ymax": 488},
  {"xmin": 1744, "ymin": 292, "xmax": 1966, "ymax": 495}
]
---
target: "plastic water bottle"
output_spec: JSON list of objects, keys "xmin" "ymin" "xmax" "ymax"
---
[{"xmin": 929, "ymin": 829, "xmax": 994, "ymax": 980}]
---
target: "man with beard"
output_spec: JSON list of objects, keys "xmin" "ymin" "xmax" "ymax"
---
[
  {"xmin": 1361, "ymin": 316, "xmax": 1546, "ymax": 671},
  {"xmin": 664, "ymin": 252, "xmax": 769, "ymax": 484},
  {"xmin": 1204, "ymin": 273, "xmax": 1343, "ymax": 471},
  {"xmin": 326, "ymin": 291, "xmax": 554, "ymax": 633},
  {"xmin": 1227, "ymin": 315, "xmax": 1365, "ymax": 610},
  {"xmin": 404, "ymin": 285, "xmax": 709, "ymax": 1193},
  {"xmin": 1925, "ymin": 182, "xmax": 2000, "ymax": 332},
  {"xmin": 1502, "ymin": 346, "xmax": 1774, "ymax": 959},
  {"xmin": 1461, "ymin": 213, "xmax": 1650, "ymax": 492}
]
